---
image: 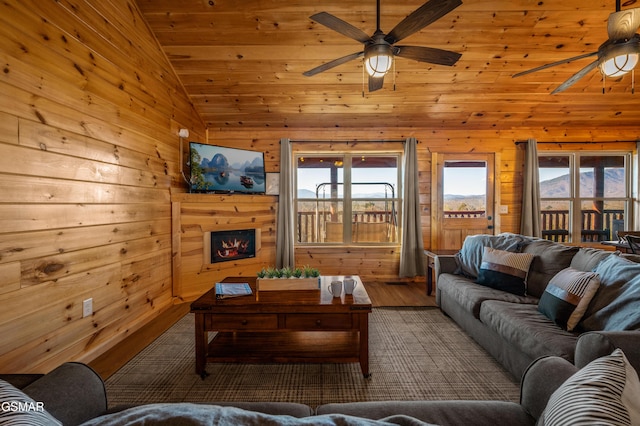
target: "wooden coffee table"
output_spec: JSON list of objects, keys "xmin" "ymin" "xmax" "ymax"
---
[{"xmin": 190, "ymin": 275, "xmax": 372, "ymax": 378}]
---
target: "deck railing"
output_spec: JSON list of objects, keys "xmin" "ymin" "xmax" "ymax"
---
[
  {"xmin": 297, "ymin": 210, "xmax": 396, "ymax": 243},
  {"xmin": 541, "ymin": 209, "xmax": 624, "ymax": 242},
  {"xmin": 297, "ymin": 209, "xmax": 625, "ymax": 243},
  {"xmin": 443, "ymin": 210, "xmax": 485, "ymax": 218}
]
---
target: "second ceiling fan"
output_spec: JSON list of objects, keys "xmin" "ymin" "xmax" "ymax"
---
[
  {"xmin": 513, "ymin": 2, "xmax": 640, "ymax": 94},
  {"xmin": 303, "ymin": 0, "xmax": 463, "ymax": 92}
]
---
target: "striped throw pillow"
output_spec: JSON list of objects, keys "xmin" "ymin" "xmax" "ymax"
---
[
  {"xmin": 475, "ymin": 247, "xmax": 534, "ymax": 296},
  {"xmin": 0, "ymin": 379, "xmax": 62, "ymax": 425},
  {"xmin": 542, "ymin": 348, "xmax": 640, "ymax": 425},
  {"xmin": 537, "ymin": 267, "xmax": 601, "ymax": 331}
]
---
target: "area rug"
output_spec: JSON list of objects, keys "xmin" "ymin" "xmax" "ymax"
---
[{"xmin": 104, "ymin": 308, "xmax": 519, "ymax": 409}]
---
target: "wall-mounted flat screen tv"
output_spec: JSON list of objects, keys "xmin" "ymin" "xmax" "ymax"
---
[{"xmin": 189, "ymin": 143, "xmax": 266, "ymax": 194}]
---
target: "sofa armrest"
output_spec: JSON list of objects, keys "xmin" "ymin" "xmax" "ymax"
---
[
  {"xmin": 435, "ymin": 255, "xmax": 457, "ymax": 276},
  {"xmin": 23, "ymin": 362, "xmax": 107, "ymax": 426},
  {"xmin": 519, "ymin": 356, "xmax": 577, "ymax": 421},
  {"xmin": 0, "ymin": 373, "xmax": 43, "ymax": 389},
  {"xmin": 575, "ymin": 331, "xmax": 640, "ymax": 372}
]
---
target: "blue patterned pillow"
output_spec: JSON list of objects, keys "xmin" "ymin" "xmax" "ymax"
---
[
  {"xmin": 475, "ymin": 247, "xmax": 534, "ymax": 296},
  {"xmin": 541, "ymin": 348, "xmax": 640, "ymax": 425}
]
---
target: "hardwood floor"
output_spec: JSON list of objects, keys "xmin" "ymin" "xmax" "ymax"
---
[
  {"xmin": 88, "ymin": 303, "xmax": 190, "ymax": 379},
  {"xmin": 365, "ymin": 281, "xmax": 436, "ymax": 307}
]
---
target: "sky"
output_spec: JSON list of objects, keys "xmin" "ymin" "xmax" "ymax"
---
[{"xmin": 443, "ymin": 167, "xmax": 487, "ymax": 196}]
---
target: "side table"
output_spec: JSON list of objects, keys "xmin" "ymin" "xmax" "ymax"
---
[{"xmin": 423, "ymin": 249, "xmax": 458, "ymax": 295}]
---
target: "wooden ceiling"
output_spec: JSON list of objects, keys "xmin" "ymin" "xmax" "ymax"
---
[{"xmin": 136, "ymin": 0, "xmax": 640, "ymax": 130}]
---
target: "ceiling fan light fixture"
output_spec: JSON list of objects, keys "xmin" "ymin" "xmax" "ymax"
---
[
  {"xmin": 600, "ymin": 53, "xmax": 639, "ymax": 76},
  {"xmin": 598, "ymin": 37, "xmax": 640, "ymax": 77},
  {"xmin": 364, "ymin": 43, "xmax": 393, "ymax": 77}
]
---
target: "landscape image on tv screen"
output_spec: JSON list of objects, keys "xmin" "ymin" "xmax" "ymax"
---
[{"xmin": 189, "ymin": 143, "xmax": 266, "ymax": 194}]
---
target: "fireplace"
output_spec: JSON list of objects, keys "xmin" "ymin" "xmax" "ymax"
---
[{"xmin": 204, "ymin": 228, "xmax": 261, "ymax": 264}]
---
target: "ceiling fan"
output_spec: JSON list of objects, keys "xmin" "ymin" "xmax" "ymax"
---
[
  {"xmin": 303, "ymin": 0, "xmax": 463, "ymax": 92},
  {"xmin": 513, "ymin": 1, "xmax": 640, "ymax": 94}
]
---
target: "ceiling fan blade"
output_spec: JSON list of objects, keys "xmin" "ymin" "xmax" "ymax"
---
[
  {"xmin": 368, "ymin": 75, "xmax": 385, "ymax": 92},
  {"xmin": 310, "ymin": 12, "xmax": 371, "ymax": 43},
  {"xmin": 303, "ymin": 51, "xmax": 364, "ymax": 76},
  {"xmin": 385, "ymin": 0, "xmax": 462, "ymax": 45},
  {"xmin": 607, "ymin": 8, "xmax": 640, "ymax": 41},
  {"xmin": 512, "ymin": 51, "xmax": 598, "ymax": 78},
  {"xmin": 394, "ymin": 45, "xmax": 461, "ymax": 66},
  {"xmin": 551, "ymin": 60, "xmax": 599, "ymax": 94}
]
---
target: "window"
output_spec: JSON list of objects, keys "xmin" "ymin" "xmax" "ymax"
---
[
  {"xmin": 443, "ymin": 160, "xmax": 488, "ymax": 218},
  {"xmin": 539, "ymin": 152, "xmax": 631, "ymax": 243},
  {"xmin": 295, "ymin": 153, "xmax": 401, "ymax": 244}
]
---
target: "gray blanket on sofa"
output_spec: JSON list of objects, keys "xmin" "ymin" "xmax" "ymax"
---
[{"xmin": 80, "ymin": 403, "xmax": 436, "ymax": 426}]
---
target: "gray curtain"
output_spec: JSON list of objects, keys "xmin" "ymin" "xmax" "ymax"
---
[
  {"xmin": 399, "ymin": 137, "xmax": 425, "ymax": 277},
  {"xmin": 520, "ymin": 138, "xmax": 542, "ymax": 237},
  {"xmin": 276, "ymin": 138, "xmax": 295, "ymax": 268}
]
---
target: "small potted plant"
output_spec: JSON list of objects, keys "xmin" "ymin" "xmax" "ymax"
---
[{"xmin": 256, "ymin": 265, "xmax": 321, "ymax": 291}]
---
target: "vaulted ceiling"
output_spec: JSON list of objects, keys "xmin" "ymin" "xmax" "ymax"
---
[{"xmin": 136, "ymin": 0, "xmax": 640, "ymax": 130}]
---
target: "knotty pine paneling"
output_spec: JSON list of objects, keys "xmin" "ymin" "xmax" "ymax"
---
[
  {"xmin": 0, "ymin": 0, "xmax": 204, "ymax": 373},
  {"xmin": 172, "ymin": 193, "xmax": 278, "ymax": 302},
  {"xmin": 206, "ymin": 128, "xmax": 637, "ymax": 283}
]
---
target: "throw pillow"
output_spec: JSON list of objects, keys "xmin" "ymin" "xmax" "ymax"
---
[
  {"xmin": 580, "ymin": 255, "xmax": 640, "ymax": 331},
  {"xmin": 0, "ymin": 379, "xmax": 62, "ymax": 425},
  {"xmin": 455, "ymin": 233, "xmax": 530, "ymax": 278},
  {"xmin": 537, "ymin": 267, "xmax": 600, "ymax": 331},
  {"xmin": 475, "ymin": 247, "xmax": 534, "ymax": 296},
  {"xmin": 541, "ymin": 348, "xmax": 640, "ymax": 425}
]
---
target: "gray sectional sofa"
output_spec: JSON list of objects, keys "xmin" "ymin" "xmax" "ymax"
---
[
  {"xmin": 435, "ymin": 232, "xmax": 640, "ymax": 380},
  {"xmin": 4, "ymin": 233, "xmax": 639, "ymax": 424},
  {"xmin": 2, "ymin": 352, "xmax": 638, "ymax": 425}
]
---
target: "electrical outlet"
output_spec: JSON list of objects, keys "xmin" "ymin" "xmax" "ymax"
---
[
  {"xmin": 499, "ymin": 205, "xmax": 509, "ymax": 214},
  {"xmin": 82, "ymin": 298, "xmax": 93, "ymax": 318}
]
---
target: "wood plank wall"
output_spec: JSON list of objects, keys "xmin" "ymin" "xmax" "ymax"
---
[
  {"xmin": 0, "ymin": 0, "xmax": 204, "ymax": 373},
  {"xmin": 1, "ymin": 0, "xmax": 638, "ymax": 372},
  {"xmin": 201, "ymin": 128, "xmax": 637, "ymax": 285},
  {"xmin": 172, "ymin": 192, "xmax": 278, "ymax": 302}
]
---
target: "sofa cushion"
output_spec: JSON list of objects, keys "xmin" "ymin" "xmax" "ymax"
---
[
  {"xmin": 317, "ymin": 400, "xmax": 534, "ymax": 426},
  {"xmin": 455, "ymin": 233, "xmax": 530, "ymax": 278},
  {"xmin": 438, "ymin": 273, "xmax": 538, "ymax": 319},
  {"xmin": 569, "ymin": 246, "xmax": 616, "ymax": 272},
  {"xmin": 0, "ymin": 379, "xmax": 62, "ymax": 425},
  {"xmin": 580, "ymin": 255, "xmax": 640, "ymax": 331},
  {"xmin": 479, "ymin": 300, "xmax": 579, "ymax": 363},
  {"xmin": 521, "ymin": 240, "xmax": 579, "ymax": 298},
  {"xmin": 476, "ymin": 247, "xmax": 534, "ymax": 296},
  {"xmin": 539, "ymin": 348, "xmax": 640, "ymax": 426},
  {"xmin": 537, "ymin": 268, "xmax": 600, "ymax": 331},
  {"xmin": 78, "ymin": 403, "xmax": 437, "ymax": 426}
]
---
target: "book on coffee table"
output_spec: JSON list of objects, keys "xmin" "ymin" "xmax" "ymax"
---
[{"xmin": 215, "ymin": 282, "xmax": 252, "ymax": 299}]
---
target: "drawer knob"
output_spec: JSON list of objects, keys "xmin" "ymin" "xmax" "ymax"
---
[
  {"xmin": 241, "ymin": 320, "xmax": 248, "ymax": 325},
  {"xmin": 316, "ymin": 320, "xmax": 321, "ymax": 326}
]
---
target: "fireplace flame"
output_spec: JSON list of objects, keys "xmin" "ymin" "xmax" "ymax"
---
[{"xmin": 217, "ymin": 238, "xmax": 250, "ymax": 258}]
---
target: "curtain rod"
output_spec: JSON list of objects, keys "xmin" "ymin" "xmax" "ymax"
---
[
  {"xmin": 515, "ymin": 140, "xmax": 640, "ymax": 145},
  {"xmin": 289, "ymin": 139, "xmax": 407, "ymax": 143}
]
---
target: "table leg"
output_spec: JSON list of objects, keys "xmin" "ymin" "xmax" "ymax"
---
[
  {"xmin": 426, "ymin": 263, "xmax": 433, "ymax": 296},
  {"xmin": 194, "ymin": 313, "xmax": 208, "ymax": 378},
  {"xmin": 358, "ymin": 313, "xmax": 370, "ymax": 378}
]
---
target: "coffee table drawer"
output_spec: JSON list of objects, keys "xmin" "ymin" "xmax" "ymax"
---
[
  {"xmin": 207, "ymin": 314, "xmax": 278, "ymax": 330},
  {"xmin": 285, "ymin": 314, "xmax": 352, "ymax": 330}
]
